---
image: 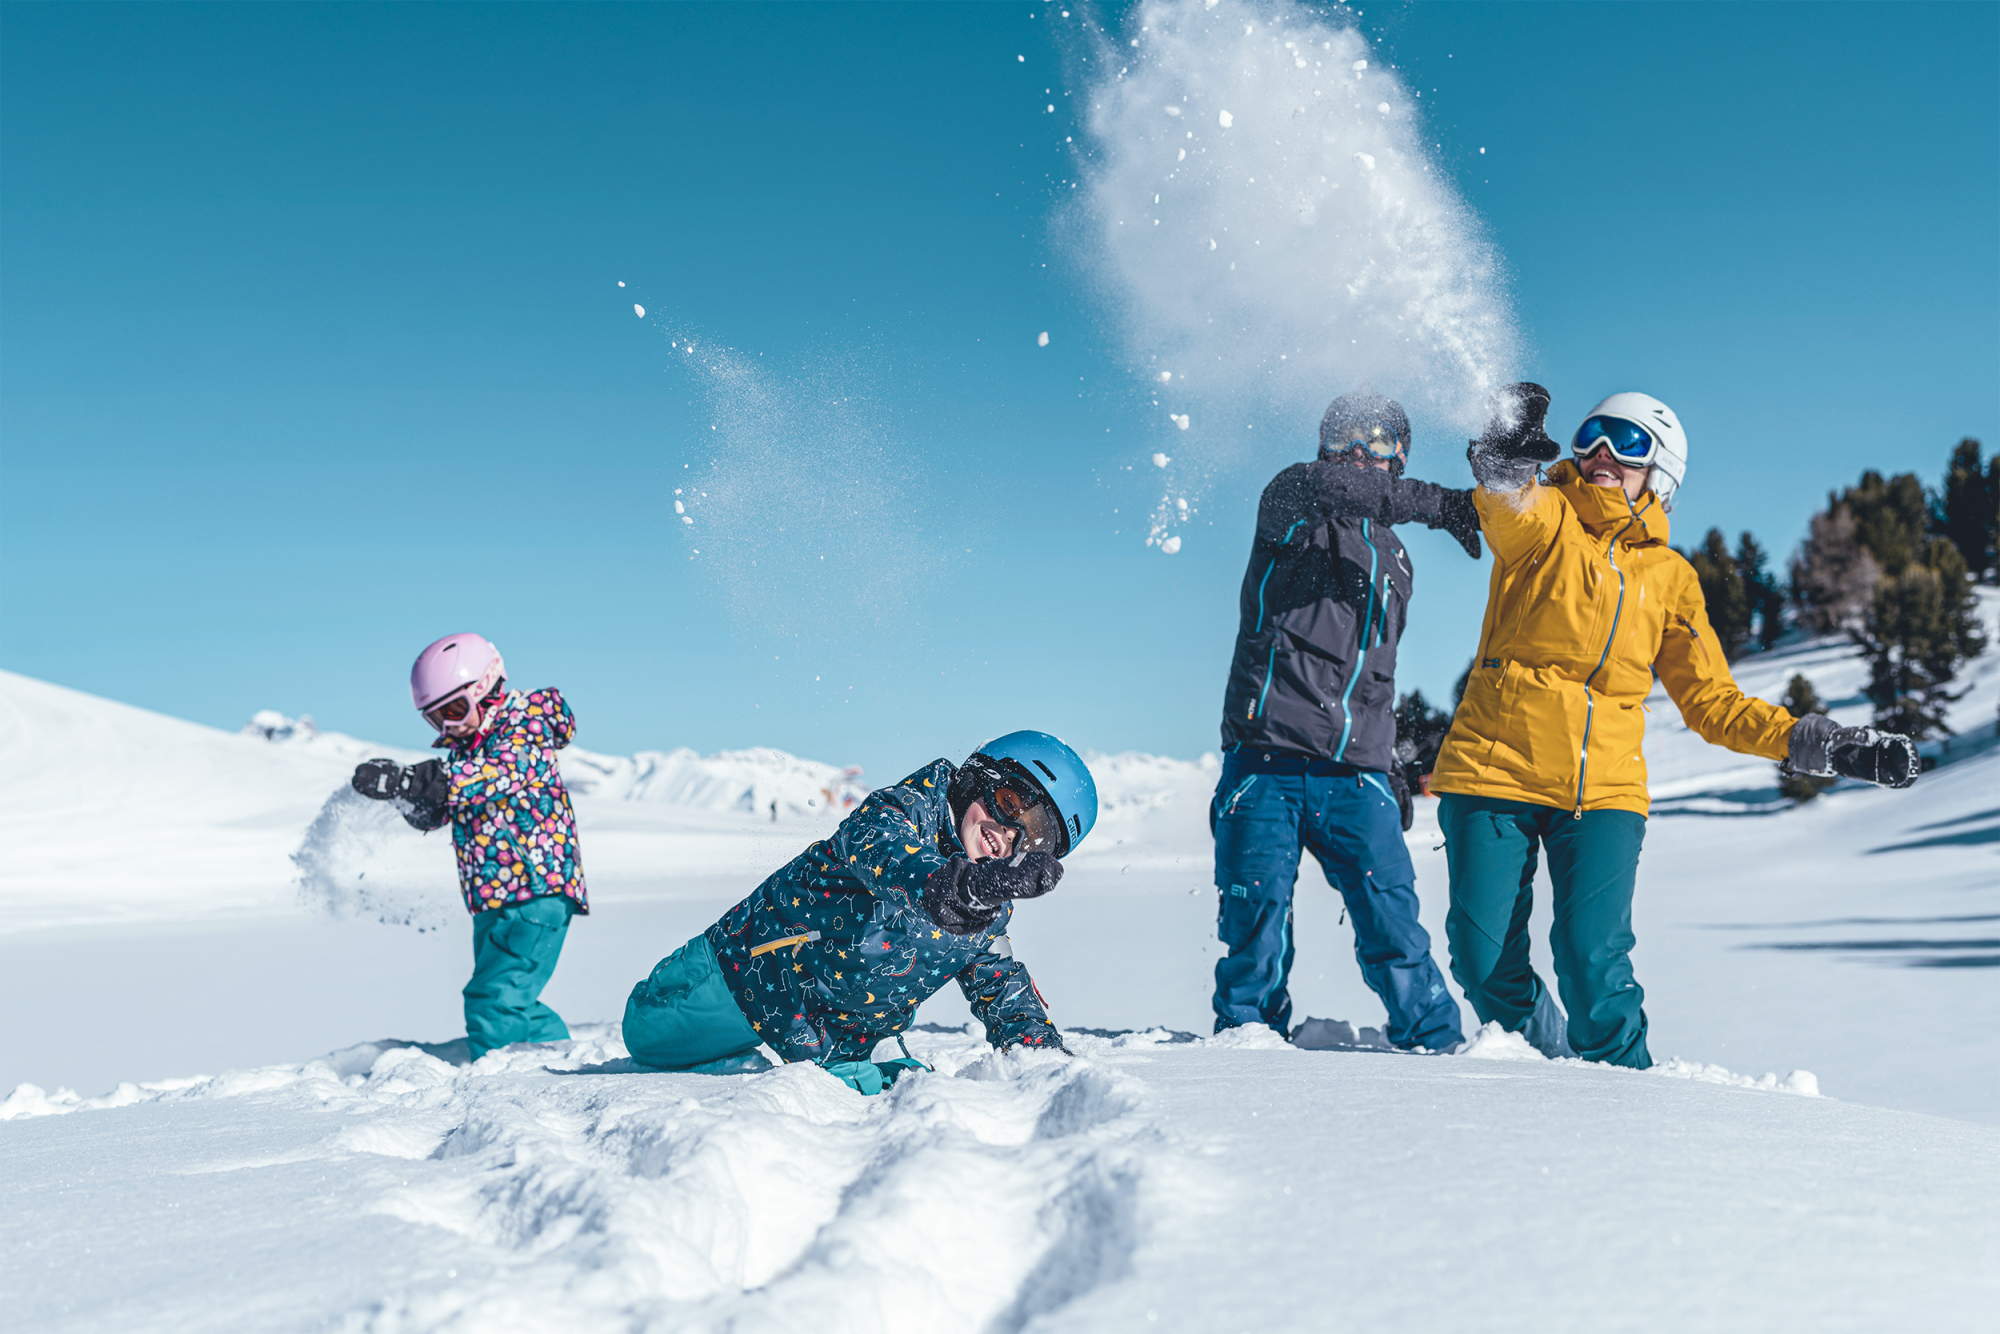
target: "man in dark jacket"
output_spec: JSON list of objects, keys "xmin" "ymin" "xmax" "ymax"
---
[
  {"xmin": 622, "ymin": 732, "xmax": 1096, "ymax": 1093},
  {"xmin": 1211, "ymin": 391, "xmax": 1480, "ymax": 1049}
]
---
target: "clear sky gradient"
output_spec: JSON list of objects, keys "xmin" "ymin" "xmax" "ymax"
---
[{"xmin": 3, "ymin": 1, "xmax": 1995, "ymax": 782}]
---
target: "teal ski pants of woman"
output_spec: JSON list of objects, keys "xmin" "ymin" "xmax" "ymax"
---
[
  {"xmin": 1437, "ymin": 794, "xmax": 1651, "ymax": 1068},
  {"xmin": 465, "ymin": 894, "xmax": 575, "ymax": 1061}
]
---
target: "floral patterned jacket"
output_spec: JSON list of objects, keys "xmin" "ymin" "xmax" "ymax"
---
[
  {"xmin": 705, "ymin": 760, "xmax": 1062, "ymax": 1065},
  {"xmin": 412, "ymin": 688, "xmax": 589, "ymax": 916}
]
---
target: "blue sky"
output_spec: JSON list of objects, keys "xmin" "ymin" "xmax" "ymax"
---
[{"xmin": 3, "ymin": 1, "xmax": 1995, "ymax": 782}]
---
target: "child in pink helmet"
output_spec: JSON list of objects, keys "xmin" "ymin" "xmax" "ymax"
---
[{"xmin": 351, "ymin": 632, "xmax": 588, "ymax": 1060}]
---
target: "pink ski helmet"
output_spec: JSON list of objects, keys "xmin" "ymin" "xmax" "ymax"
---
[{"xmin": 410, "ymin": 633, "xmax": 506, "ymax": 728}]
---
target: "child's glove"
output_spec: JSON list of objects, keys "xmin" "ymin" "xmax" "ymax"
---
[
  {"xmin": 822, "ymin": 1057, "xmax": 926, "ymax": 1096},
  {"xmin": 923, "ymin": 852, "xmax": 1064, "ymax": 935},
  {"xmin": 1784, "ymin": 715, "xmax": 1919, "ymax": 789},
  {"xmin": 351, "ymin": 758, "xmax": 450, "ymax": 828}
]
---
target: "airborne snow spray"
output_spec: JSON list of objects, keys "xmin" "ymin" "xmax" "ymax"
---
[
  {"xmin": 292, "ymin": 785, "xmax": 460, "ymax": 932},
  {"xmin": 1063, "ymin": 0, "xmax": 1520, "ymax": 552}
]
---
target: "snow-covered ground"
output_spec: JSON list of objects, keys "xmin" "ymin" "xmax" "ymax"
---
[{"xmin": 3, "ymin": 592, "xmax": 1997, "ymax": 1331}]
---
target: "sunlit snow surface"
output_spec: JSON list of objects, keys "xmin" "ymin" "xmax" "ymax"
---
[{"xmin": 2, "ymin": 593, "xmax": 1998, "ymax": 1330}]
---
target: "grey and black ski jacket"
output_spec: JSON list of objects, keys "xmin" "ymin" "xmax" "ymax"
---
[{"xmin": 1220, "ymin": 463, "xmax": 1459, "ymax": 771}]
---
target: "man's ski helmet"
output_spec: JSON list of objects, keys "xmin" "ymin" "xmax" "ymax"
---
[
  {"xmin": 1573, "ymin": 393, "xmax": 1687, "ymax": 511},
  {"xmin": 410, "ymin": 632, "xmax": 505, "ymax": 716},
  {"xmin": 1319, "ymin": 391, "xmax": 1411, "ymax": 476},
  {"xmin": 950, "ymin": 731, "xmax": 1098, "ymax": 858}
]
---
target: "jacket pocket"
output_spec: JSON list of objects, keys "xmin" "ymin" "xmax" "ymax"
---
[{"xmin": 1482, "ymin": 661, "xmax": 1590, "ymax": 798}]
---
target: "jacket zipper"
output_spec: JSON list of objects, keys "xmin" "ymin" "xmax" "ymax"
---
[
  {"xmin": 1249, "ymin": 521, "xmax": 1307, "ymax": 720},
  {"xmin": 1332, "ymin": 519, "xmax": 1380, "ymax": 762},
  {"xmin": 1574, "ymin": 515, "xmax": 1638, "ymax": 818}
]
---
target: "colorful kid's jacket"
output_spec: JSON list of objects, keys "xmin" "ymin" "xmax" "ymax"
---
[
  {"xmin": 704, "ymin": 760, "xmax": 1061, "ymax": 1065},
  {"xmin": 1431, "ymin": 461, "xmax": 1795, "ymax": 817},
  {"xmin": 412, "ymin": 688, "xmax": 589, "ymax": 915}
]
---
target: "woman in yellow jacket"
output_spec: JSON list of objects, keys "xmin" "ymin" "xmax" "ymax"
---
[{"xmin": 1430, "ymin": 384, "xmax": 1919, "ymax": 1067}]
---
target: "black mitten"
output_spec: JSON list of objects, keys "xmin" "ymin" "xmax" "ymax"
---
[
  {"xmin": 352, "ymin": 758, "xmax": 404, "ymax": 800},
  {"xmin": 923, "ymin": 852, "xmax": 1064, "ymax": 935},
  {"xmin": 350, "ymin": 757, "xmax": 450, "ymax": 827},
  {"xmin": 401, "ymin": 759, "xmax": 449, "ymax": 826},
  {"xmin": 1467, "ymin": 382, "xmax": 1559, "ymax": 490},
  {"xmin": 1435, "ymin": 488, "xmax": 1482, "ymax": 560},
  {"xmin": 1784, "ymin": 714, "xmax": 1919, "ymax": 789},
  {"xmin": 1386, "ymin": 769, "xmax": 1415, "ymax": 832}
]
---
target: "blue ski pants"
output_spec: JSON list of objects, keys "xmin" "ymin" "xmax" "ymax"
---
[
  {"xmin": 1210, "ymin": 750, "xmax": 1463, "ymax": 1050},
  {"xmin": 623, "ymin": 935, "xmax": 766, "ymax": 1071},
  {"xmin": 1437, "ymin": 794, "xmax": 1651, "ymax": 1069},
  {"xmin": 465, "ymin": 894, "xmax": 575, "ymax": 1060}
]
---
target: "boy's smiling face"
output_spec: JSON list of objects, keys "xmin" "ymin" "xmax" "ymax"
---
[{"xmin": 957, "ymin": 799, "xmax": 1019, "ymax": 863}]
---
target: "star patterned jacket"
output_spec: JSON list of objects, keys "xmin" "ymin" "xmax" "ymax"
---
[
  {"xmin": 704, "ymin": 760, "xmax": 1062, "ymax": 1065},
  {"xmin": 411, "ymin": 687, "xmax": 590, "ymax": 916}
]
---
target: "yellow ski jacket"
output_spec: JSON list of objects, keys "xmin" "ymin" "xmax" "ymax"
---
[{"xmin": 1431, "ymin": 460, "xmax": 1797, "ymax": 817}]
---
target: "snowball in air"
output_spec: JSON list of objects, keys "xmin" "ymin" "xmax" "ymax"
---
[
  {"xmin": 1355, "ymin": 152, "xmax": 1376, "ymax": 171},
  {"xmin": 1152, "ymin": 453, "xmax": 1170, "ymax": 468},
  {"xmin": 1037, "ymin": 331, "xmax": 1050, "ymax": 346},
  {"xmin": 1161, "ymin": 535, "xmax": 1183, "ymax": 554},
  {"xmin": 634, "ymin": 304, "xmax": 645, "ymax": 317},
  {"xmin": 1377, "ymin": 102, "xmax": 1391, "ymax": 113},
  {"xmin": 1171, "ymin": 413, "xmax": 1190, "ymax": 430},
  {"xmin": 1352, "ymin": 60, "xmax": 1368, "ymax": 71},
  {"xmin": 617, "ymin": 281, "xmax": 626, "ymax": 287},
  {"xmin": 1218, "ymin": 109, "xmax": 1234, "ymax": 128},
  {"xmin": 674, "ymin": 500, "xmax": 685, "ymax": 514},
  {"xmin": 1164, "ymin": 105, "xmax": 1181, "ymax": 117},
  {"xmin": 1157, "ymin": 371, "xmax": 1172, "ymax": 382},
  {"xmin": 681, "ymin": 516, "xmax": 693, "ymax": 525}
]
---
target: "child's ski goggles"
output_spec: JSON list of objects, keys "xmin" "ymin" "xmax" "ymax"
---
[
  {"xmin": 961, "ymin": 756, "xmax": 1069, "ymax": 856},
  {"xmin": 1333, "ymin": 422, "xmax": 1407, "ymax": 460},
  {"xmin": 421, "ymin": 679, "xmax": 504, "ymax": 733},
  {"xmin": 1572, "ymin": 415, "xmax": 1659, "ymax": 466}
]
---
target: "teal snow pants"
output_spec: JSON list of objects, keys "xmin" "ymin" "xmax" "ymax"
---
[
  {"xmin": 1437, "ymin": 794, "xmax": 1651, "ymax": 1069},
  {"xmin": 622, "ymin": 935, "xmax": 767, "ymax": 1071},
  {"xmin": 465, "ymin": 895, "xmax": 575, "ymax": 1060}
]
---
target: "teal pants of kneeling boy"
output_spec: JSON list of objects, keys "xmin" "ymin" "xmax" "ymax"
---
[
  {"xmin": 1437, "ymin": 793, "xmax": 1651, "ymax": 1069},
  {"xmin": 623, "ymin": 935, "xmax": 765, "ymax": 1071},
  {"xmin": 465, "ymin": 895, "xmax": 575, "ymax": 1061}
]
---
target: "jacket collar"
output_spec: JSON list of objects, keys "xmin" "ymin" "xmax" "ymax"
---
[{"xmin": 1548, "ymin": 459, "xmax": 1671, "ymax": 546}]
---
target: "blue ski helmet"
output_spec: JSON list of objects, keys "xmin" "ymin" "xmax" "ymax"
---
[{"xmin": 958, "ymin": 731, "xmax": 1098, "ymax": 857}]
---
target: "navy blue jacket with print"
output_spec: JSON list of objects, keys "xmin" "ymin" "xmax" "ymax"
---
[{"xmin": 704, "ymin": 760, "xmax": 1062, "ymax": 1065}]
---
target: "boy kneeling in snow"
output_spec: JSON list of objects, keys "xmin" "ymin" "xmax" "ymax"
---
[{"xmin": 623, "ymin": 732, "xmax": 1096, "ymax": 1093}]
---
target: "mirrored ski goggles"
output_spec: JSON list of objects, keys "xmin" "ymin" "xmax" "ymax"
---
[
  {"xmin": 1332, "ymin": 423, "xmax": 1408, "ymax": 460},
  {"xmin": 966, "ymin": 758, "xmax": 1069, "ymax": 856},
  {"xmin": 1572, "ymin": 415, "xmax": 1659, "ymax": 466},
  {"xmin": 422, "ymin": 689, "xmax": 479, "ymax": 731}
]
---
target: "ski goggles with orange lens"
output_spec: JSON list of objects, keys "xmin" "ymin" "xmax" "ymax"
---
[
  {"xmin": 1572, "ymin": 415, "xmax": 1660, "ymax": 466},
  {"xmin": 422, "ymin": 690, "xmax": 478, "ymax": 731},
  {"xmin": 963, "ymin": 757, "xmax": 1069, "ymax": 856}
]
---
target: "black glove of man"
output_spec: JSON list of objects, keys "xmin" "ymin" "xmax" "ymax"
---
[
  {"xmin": 1386, "ymin": 769, "xmax": 1416, "ymax": 832},
  {"xmin": 1783, "ymin": 714, "xmax": 1919, "ymax": 789},
  {"xmin": 1467, "ymin": 382, "xmax": 1560, "ymax": 491},
  {"xmin": 351, "ymin": 758, "xmax": 451, "ymax": 827},
  {"xmin": 923, "ymin": 851, "xmax": 1064, "ymax": 935},
  {"xmin": 1435, "ymin": 488, "xmax": 1482, "ymax": 560}
]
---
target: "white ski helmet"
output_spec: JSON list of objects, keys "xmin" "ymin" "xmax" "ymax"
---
[{"xmin": 1574, "ymin": 392, "xmax": 1687, "ymax": 511}]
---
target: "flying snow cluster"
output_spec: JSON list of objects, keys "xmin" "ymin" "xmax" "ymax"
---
[{"xmin": 1072, "ymin": 0, "xmax": 1520, "ymax": 554}]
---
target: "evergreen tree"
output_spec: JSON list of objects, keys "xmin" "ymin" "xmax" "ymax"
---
[
  {"xmin": 1776, "ymin": 673, "xmax": 1835, "ymax": 803},
  {"xmin": 1735, "ymin": 531, "xmax": 1785, "ymax": 651},
  {"xmin": 1853, "ymin": 540, "xmax": 1987, "ymax": 739},
  {"xmin": 1837, "ymin": 470, "xmax": 1929, "ymax": 575},
  {"xmin": 1931, "ymin": 438, "xmax": 1995, "ymax": 583},
  {"xmin": 1683, "ymin": 528, "xmax": 1752, "ymax": 659},
  {"xmin": 1393, "ymin": 688, "xmax": 1456, "ymax": 792},
  {"xmin": 1789, "ymin": 505, "xmax": 1881, "ymax": 635}
]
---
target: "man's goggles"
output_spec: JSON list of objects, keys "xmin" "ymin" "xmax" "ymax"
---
[
  {"xmin": 964, "ymin": 757, "xmax": 1069, "ymax": 857},
  {"xmin": 1572, "ymin": 415, "xmax": 1659, "ymax": 467},
  {"xmin": 1334, "ymin": 422, "xmax": 1407, "ymax": 460}
]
